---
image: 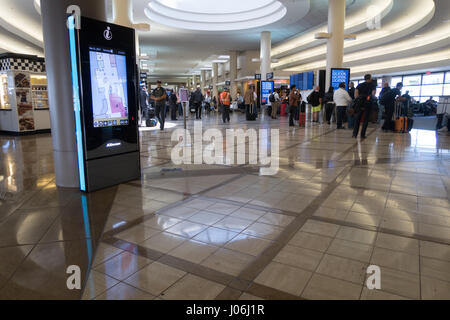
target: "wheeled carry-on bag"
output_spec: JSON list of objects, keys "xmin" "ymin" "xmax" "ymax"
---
[
  {"xmin": 247, "ymin": 104, "xmax": 257, "ymax": 121},
  {"xmin": 394, "ymin": 101, "xmax": 408, "ymax": 133},
  {"xmin": 280, "ymin": 104, "xmax": 287, "ymax": 116},
  {"xmin": 299, "ymin": 113, "xmax": 306, "ymax": 127}
]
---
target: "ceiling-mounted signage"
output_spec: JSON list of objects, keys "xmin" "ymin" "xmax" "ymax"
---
[
  {"xmin": 267, "ymin": 72, "xmax": 274, "ymax": 80},
  {"xmin": 255, "ymin": 74, "xmax": 262, "ymax": 80}
]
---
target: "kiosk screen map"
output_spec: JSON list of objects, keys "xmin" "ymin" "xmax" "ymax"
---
[{"xmin": 89, "ymin": 49, "xmax": 129, "ymax": 128}]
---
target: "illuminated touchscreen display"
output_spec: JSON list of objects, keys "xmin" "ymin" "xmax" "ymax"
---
[{"xmin": 89, "ymin": 48, "xmax": 129, "ymax": 128}]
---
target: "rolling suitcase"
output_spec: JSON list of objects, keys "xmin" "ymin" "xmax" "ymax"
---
[
  {"xmin": 280, "ymin": 104, "xmax": 287, "ymax": 116},
  {"xmin": 394, "ymin": 101, "xmax": 407, "ymax": 133},
  {"xmin": 247, "ymin": 104, "xmax": 257, "ymax": 121},
  {"xmin": 299, "ymin": 113, "xmax": 306, "ymax": 127}
]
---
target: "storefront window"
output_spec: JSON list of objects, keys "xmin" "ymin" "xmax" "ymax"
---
[
  {"xmin": 390, "ymin": 77, "xmax": 403, "ymax": 87},
  {"xmin": 403, "ymin": 75, "xmax": 421, "ymax": 86},
  {"xmin": 422, "ymin": 73, "xmax": 444, "ymax": 85}
]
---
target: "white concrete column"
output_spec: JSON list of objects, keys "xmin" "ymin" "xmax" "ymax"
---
[
  {"xmin": 212, "ymin": 63, "xmax": 219, "ymax": 101},
  {"xmin": 229, "ymin": 51, "xmax": 238, "ymax": 99},
  {"xmin": 112, "ymin": 0, "xmax": 133, "ymax": 26},
  {"xmin": 192, "ymin": 75, "xmax": 197, "ymax": 89},
  {"xmin": 260, "ymin": 31, "xmax": 272, "ymax": 81},
  {"xmin": 201, "ymin": 70, "xmax": 206, "ymax": 94},
  {"xmin": 325, "ymin": 0, "xmax": 346, "ymax": 90}
]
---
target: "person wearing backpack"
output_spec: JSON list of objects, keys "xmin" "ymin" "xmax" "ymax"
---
[
  {"xmin": 324, "ymin": 86, "xmax": 336, "ymax": 125},
  {"xmin": 307, "ymin": 86, "xmax": 323, "ymax": 123},
  {"xmin": 270, "ymin": 90, "xmax": 280, "ymax": 119},
  {"xmin": 381, "ymin": 82, "xmax": 403, "ymax": 131}
]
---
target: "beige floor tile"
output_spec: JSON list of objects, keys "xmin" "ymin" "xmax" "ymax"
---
[
  {"xmin": 301, "ymin": 273, "xmax": 362, "ymax": 300},
  {"xmin": 300, "ymin": 220, "xmax": 340, "ymax": 237},
  {"xmin": 242, "ymin": 222, "xmax": 284, "ymax": 241},
  {"xmin": 94, "ymin": 251, "xmax": 152, "ymax": 281},
  {"xmin": 193, "ymin": 227, "xmax": 239, "ymax": 246},
  {"xmin": 313, "ymin": 206, "xmax": 349, "ymax": 220},
  {"xmin": 375, "ymin": 233, "xmax": 419, "ymax": 255},
  {"xmin": 420, "ymin": 257, "xmax": 450, "ymax": 282},
  {"xmin": 187, "ymin": 211, "xmax": 226, "ymax": 226},
  {"xmin": 254, "ymin": 262, "xmax": 312, "ymax": 296},
  {"xmin": 124, "ymin": 262, "xmax": 186, "ymax": 296},
  {"xmin": 213, "ymin": 216, "xmax": 253, "ymax": 233},
  {"xmin": 169, "ymin": 240, "xmax": 219, "ymax": 264},
  {"xmin": 327, "ymin": 238, "xmax": 373, "ymax": 263},
  {"xmin": 274, "ymin": 245, "xmax": 323, "ymax": 271},
  {"xmin": 140, "ymin": 232, "xmax": 187, "ymax": 253},
  {"xmin": 201, "ymin": 248, "xmax": 254, "ymax": 276},
  {"xmin": 165, "ymin": 221, "xmax": 208, "ymax": 239},
  {"xmin": 380, "ymin": 218, "xmax": 418, "ymax": 234},
  {"xmin": 418, "ymin": 223, "xmax": 450, "ymax": 240},
  {"xmin": 82, "ymin": 270, "xmax": 119, "ymax": 300},
  {"xmin": 420, "ymin": 241, "xmax": 450, "ymax": 262},
  {"xmin": 316, "ymin": 254, "xmax": 368, "ymax": 285},
  {"xmin": 161, "ymin": 274, "xmax": 225, "ymax": 300},
  {"xmin": 376, "ymin": 267, "xmax": 420, "ymax": 299},
  {"xmin": 239, "ymin": 293, "xmax": 264, "ymax": 300},
  {"xmin": 95, "ymin": 282, "xmax": 155, "ymax": 300},
  {"xmin": 184, "ymin": 199, "xmax": 216, "ymax": 210},
  {"xmin": 225, "ymin": 234, "xmax": 273, "ymax": 257},
  {"xmin": 421, "ymin": 276, "xmax": 450, "ymax": 300},
  {"xmin": 360, "ymin": 287, "xmax": 409, "ymax": 300},
  {"xmin": 115, "ymin": 224, "xmax": 161, "ymax": 244},
  {"xmin": 288, "ymin": 231, "xmax": 333, "ymax": 252},
  {"xmin": 336, "ymin": 226, "xmax": 377, "ymax": 245},
  {"xmin": 371, "ymin": 247, "xmax": 419, "ymax": 274},
  {"xmin": 257, "ymin": 213, "xmax": 295, "ymax": 227},
  {"xmin": 143, "ymin": 215, "xmax": 183, "ymax": 231},
  {"xmin": 160, "ymin": 206, "xmax": 199, "ymax": 219},
  {"xmin": 206, "ymin": 202, "xmax": 241, "ymax": 215},
  {"xmin": 230, "ymin": 207, "xmax": 267, "ymax": 222},
  {"xmin": 92, "ymin": 243, "xmax": 124, "ymax": 267}
]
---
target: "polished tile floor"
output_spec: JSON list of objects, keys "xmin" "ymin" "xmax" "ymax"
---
[{"xmin": 1, "ymin": 111, "xmax": 450, "ymax": 300}]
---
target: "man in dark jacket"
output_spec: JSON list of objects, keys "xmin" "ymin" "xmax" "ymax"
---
[{"xmin": 192, "ymin": 86, "xmax": 204, "ymax": 119}]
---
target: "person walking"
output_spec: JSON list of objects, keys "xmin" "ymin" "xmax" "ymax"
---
[
  {"xmin": 168, "ymin": 90, "xmax": 178, "ymax": 121},
  {"xmin": 353, "ymin": 74, "xmax": 377, "ymax": 139},
  {"xmin": 150, "ymin": 80, "xmax": 167, "ymax": 131},
  {"xmin": 244, "ymin": 85, "xmax": 255, "ymax": 120},
  {"xmin": 307, "ymin": 86, "xmax": 323, "ymax": 123},
  {"xmin": 334, "ymin": 82, "xmax": 353, "ymax": 129},
  {"xmin": 220, "ymin": 87, "xmax": 231, "ymax": 123},
  {"xmin": 288, "ymin": 85, "xmax": 300, "ymax": 127},
  {"xmin": 324, "ymin": 86, "xmax": 335, "ymax": 125},
  {"xmin": 192, "ymin": 86, "xmax": 204, "ymax": 120},
  {"xmin": 271, "ymin": 89, "xmax": 280, "ymax": 119}
]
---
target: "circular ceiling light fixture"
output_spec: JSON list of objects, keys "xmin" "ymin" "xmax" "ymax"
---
[{"xmin": 145, "ymin": 0, "xmax": 287, "ymax": 31}]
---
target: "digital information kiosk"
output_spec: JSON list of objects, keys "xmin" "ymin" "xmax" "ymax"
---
[
  {"xmin": 330, "ymin": 68, "xmax": 351, "ymax": 91},
  {"xmin": 68, "ymin": 16, "xmax": 140, "ymax": 192}
]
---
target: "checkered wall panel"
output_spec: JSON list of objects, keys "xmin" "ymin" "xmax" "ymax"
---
[{"xmin": 0, "ymin": 57, "xmax": 45, "ymax": 72}]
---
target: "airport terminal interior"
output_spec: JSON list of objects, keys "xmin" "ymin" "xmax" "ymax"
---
[{"xmin": 0, "ymin": 0, "xmax": 450, "ymax": 301}]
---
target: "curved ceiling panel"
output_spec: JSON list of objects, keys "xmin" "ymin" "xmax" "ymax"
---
[
  {"xmin": 0, "ymin": 0, "xmax": 43, "ymax": 48},
  {"xmin": 273, "ymin": 0, "xmax": 436, "ymax": 70},
  {"xmin": 271, "ymin": 0, "xmax": 394, "ymax": 58},
  {"xmin": 145, "ymin": 0, "xmax": 287, "ymax": 31}
]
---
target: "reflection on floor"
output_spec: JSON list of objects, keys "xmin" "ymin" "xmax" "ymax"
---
[{"xmin": 1, "ymin": 112, "xmax": 449, "ymax": 300}]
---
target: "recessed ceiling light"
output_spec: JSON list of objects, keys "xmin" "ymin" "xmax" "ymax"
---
[
  {"xmin": 218, "ymin": 55, "xmax": 230, "ymax": 59},
  {"xmin": 212, "ymin": 59, "xmax": 228, "ymax": 63}
]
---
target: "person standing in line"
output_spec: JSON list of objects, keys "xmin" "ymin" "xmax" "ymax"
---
[
  {"xmin": 271, "ymin": 89, "xmax": 281, "ymax": 119},
  {"xmin": 324, "ymin": 86, "xmax": 335, "ymax": 125},
  {"xmin": 150, "ymin": 80, "xmax": 167, "ymax": 131},
  {"xmin": 288, "ymin": 85, "xmax": 300, "ymax": 127},
  {"xmin": 307, "ymin": 86, "xmax": 323, "ymax": 123},
  {"xmin": 244, "ymin": 85, "xmax": 255, "ymax": 120},
  {"xmin": 267, "ymin": 90, "xmax": 272, "ymax": 116},
  {"xmin": 220, "ymin": 87, "xmax": 231, "ymax": 123},
  {"xmin": 168, "ymin": 90, "xmax": 178, "ymax": 121},
  {"xmin": 334, "ymin": 82, "xmax": 353, "ymax": 130},
  {"xmin": 192, "ymin": 86, "xmax": 204, "ymax": 120},
  {"xmin": 381, "ymin": 82, "xmax": 403, "ymax": 131},
  {"xmin": 353, "ymin": 74, "xmax": 377, "ymax": 139},
  {"xmin": 348, "ymin": 82, "xmax": 355, "ymax": 100},
  {"xmin": 378, "ymin": 82, "xmax": 390, "ymax": 124}
]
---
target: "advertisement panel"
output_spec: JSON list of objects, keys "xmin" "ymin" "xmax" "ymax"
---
[{"xmin": 261, "ymin": 81, "xmax": 274, "ymax": 104}]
